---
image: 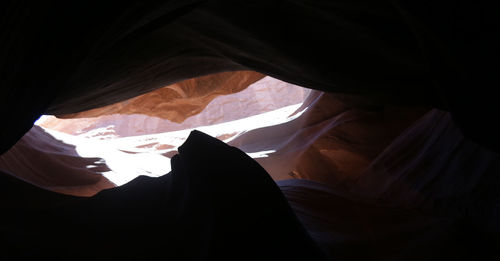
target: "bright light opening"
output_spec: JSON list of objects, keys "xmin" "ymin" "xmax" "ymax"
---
[{"xmin": 34, "ymin": 76, "xmax": 311, "ymax": 186}]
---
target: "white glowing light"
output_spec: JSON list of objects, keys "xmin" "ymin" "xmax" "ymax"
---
[
  {"xmin": 246, "ymin": 150, "xmax": 276, "ymax": 158},
  {"xmin": 35, "ymin": 101, "xmax": 307, "ymax": 186}
]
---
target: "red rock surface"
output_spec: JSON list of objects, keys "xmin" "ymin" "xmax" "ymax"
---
[
  {"xmin": 57, "ymin": 71, "xmax": 264, "ymax": 123},
  {"xmin": 0, "ymin": 126, "xmax": 115, "ymax": 196},
  {"xmin": 38, "ymin": 74, "xmax": 310, "ymax": 138}
]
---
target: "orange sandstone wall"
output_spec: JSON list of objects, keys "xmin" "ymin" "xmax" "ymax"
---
[{"xmin": 57, "ymin": 71, "xmax": 264, "ymax": 123}]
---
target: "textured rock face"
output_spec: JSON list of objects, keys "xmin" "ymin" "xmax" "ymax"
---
[
  {"xmin": 0, "ymin": 125, "xmax": 115, "ymax": 196},
  {"xmin": 56, "ymin": 71, "xmax": 265, "ymax": 123},
  {"xmin": 38, "ymin": 73, "xmax": 310, "ymax": 138},
  {"xmin": 227, "ymin": 91, "xmax": 431, "ymax": 184}
]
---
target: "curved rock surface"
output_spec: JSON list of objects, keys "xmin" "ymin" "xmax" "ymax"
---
[
  {"xmin": 0, "ymin": 126, "xmax": 115, "ymax": 196},
  {"xmin": 38, "ymin": 74, "xmax": 310, "ymax": 138},
  {"xmin": 57, "ymin": 71, "xmax": 264, "ymax": 123}
]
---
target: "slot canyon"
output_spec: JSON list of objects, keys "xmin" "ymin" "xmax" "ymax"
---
[{"xmin": 1, "ymin": 1, "xmax": 499, "ymax": 260}]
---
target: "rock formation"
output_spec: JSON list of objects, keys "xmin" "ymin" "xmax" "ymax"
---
[
  {"xmin": 37, "ymin": 73, "xmax": 309, "ymax": 138},
  {"xmin": 1, "ymin": 1, "xmax": 499, "ymax": 260}
]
